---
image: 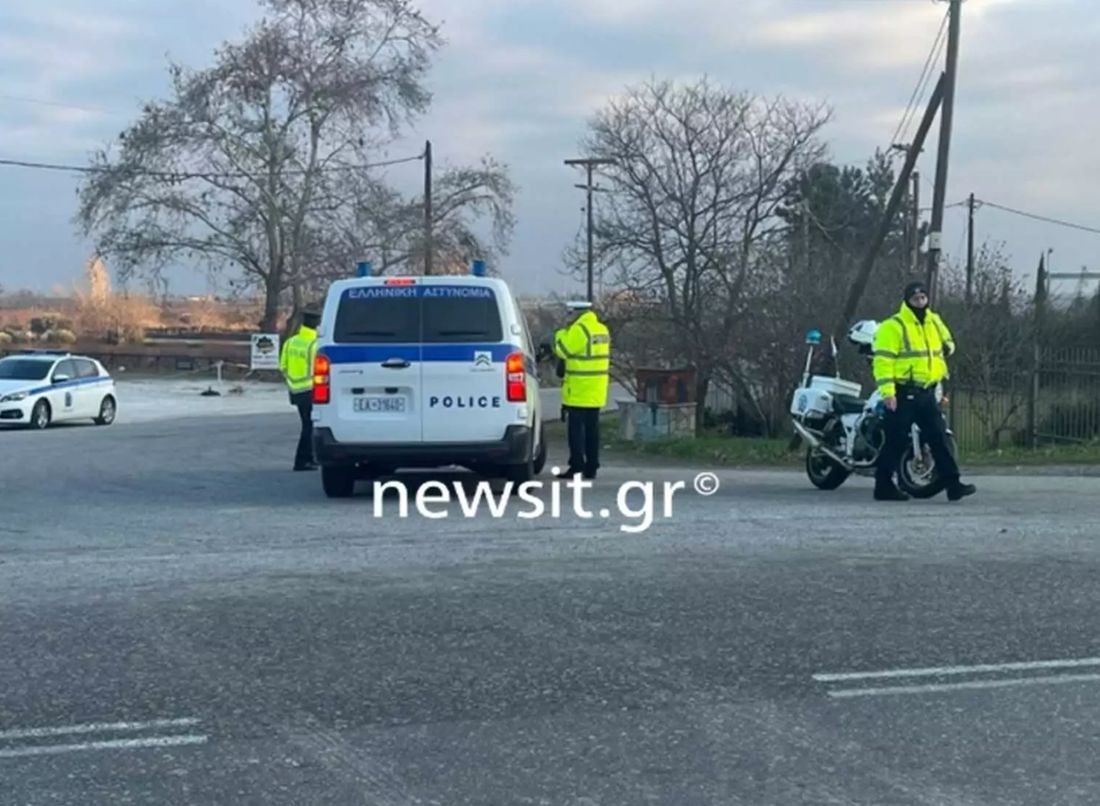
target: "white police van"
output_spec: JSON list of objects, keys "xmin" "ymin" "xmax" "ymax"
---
[{"xmin": 310, "ymin": 272, "xmax": 546, "ymax": 497}]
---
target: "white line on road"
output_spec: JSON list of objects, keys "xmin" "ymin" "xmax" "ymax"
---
[
  {"xmin": 828, "ymin": 672, "xmax": 1100, "ymax": 699},
  {"xmin": 0, "ymin": 734, "xmax": 208, "ymax": 759},
  {"xmin": 813, "ymin": 656, "xmax": 1100, "ymax": 683},
  {"xmin": 0, "ymin": 717, "xmax": 201, "ymax": 742}
]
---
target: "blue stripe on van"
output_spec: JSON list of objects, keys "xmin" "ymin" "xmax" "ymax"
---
[{"xmin": 322, "ymin": 343, "xmax": 523, "ymax": 364}]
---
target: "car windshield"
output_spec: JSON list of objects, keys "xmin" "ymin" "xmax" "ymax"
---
[{"xmin": 0, "ymin": 359, "xmax": 52, "ymax": 381}]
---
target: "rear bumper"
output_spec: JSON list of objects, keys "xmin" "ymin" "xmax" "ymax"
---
[{"xmin": 313, "ymin": 424, "xmax": 532, "ymax": 468}]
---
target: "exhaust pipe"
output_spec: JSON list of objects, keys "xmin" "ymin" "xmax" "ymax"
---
[{"xmin": 792, "ymin": 419, "xmax": 853, "ymax": 470}]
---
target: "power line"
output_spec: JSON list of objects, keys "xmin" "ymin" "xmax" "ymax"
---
[
  {"xmin": 975, "ymin": 199, "xmax": 1100, "ymax": 236},
  {"xmin": 0, "ymin": 152, "xmax": 424, "ymax": 180},
  {"xmin": 0, "ymin": 94, "xmax": 121, "ymax": 116},
  {"xmin": 890, "ymin": 7, "xmax": 948, "ymax": 150}
]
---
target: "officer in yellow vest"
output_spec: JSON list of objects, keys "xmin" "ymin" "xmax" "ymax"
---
[
  {"xmin": 279, "ymin": 309, "xmax": 320, "ymax": 471},
  {"xmin": 872, "ymin": 281, "xmax": 975, "ymax": 501},
  {"xmin": 553, "ymin": 300, "xmax": 611, "ymax": 479}
]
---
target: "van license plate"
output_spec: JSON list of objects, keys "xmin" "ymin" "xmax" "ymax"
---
[{"xmin": 354, "ymin": 396, "xmax": 406, "ymax": 413}]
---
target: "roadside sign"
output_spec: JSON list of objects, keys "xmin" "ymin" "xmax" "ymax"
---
[{"xmin": 250, "ymin": 333, "xmax": 280, "ymax": 370}]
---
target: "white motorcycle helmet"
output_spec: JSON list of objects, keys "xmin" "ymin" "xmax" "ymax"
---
[{"xmin": 847, "ymin": 320, "xmax": 878, "ymax": 355}]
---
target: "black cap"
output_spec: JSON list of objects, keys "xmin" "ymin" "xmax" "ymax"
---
[
  {"xmin": 301, "ymin": 309, "xmax": 321, "ymax": 326},
  {"xmin": 903, "ymin": 281, "xmax": 928, "ymax": 300}
]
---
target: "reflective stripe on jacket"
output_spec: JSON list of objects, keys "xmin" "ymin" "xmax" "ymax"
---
[
  {"xmin": 553, "ymin": 311, "xmax": 610, "ymax": 407},
  {"xmin": 279, "ymin": 326, "xmax": 317, "ymax": 394},
  {"xmin": 872, "ymin": 303, "xmax": 954, "ymax": 398}
]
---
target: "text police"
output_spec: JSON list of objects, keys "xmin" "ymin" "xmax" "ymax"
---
[{"xmin": 429, "ymin": 394, "xmax": 503, "ymax": 409}]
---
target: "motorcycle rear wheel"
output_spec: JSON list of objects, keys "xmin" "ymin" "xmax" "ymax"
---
[
  {"xmin": 898, "ymin": 433, "xmax": 958, "ymax": 498},
  {"xmin": 806, "ymin": 447, "xmax": 850, "ymax": 490}
]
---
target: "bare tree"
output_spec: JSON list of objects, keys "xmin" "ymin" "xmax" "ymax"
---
[
  {"xmin": 75, "ymin": 0, "xmax": 513, "ymax": 330},
  {"xmin": 573, "ymin": 77, "xmax": 830, "ymax": 427},
  {"xmin": 299, "ymin": 155, "xmax": 515, "ymax": 300},
  {"xmin": 937, "ymin": 244, "xmax": 1035, "ymax": 448}
]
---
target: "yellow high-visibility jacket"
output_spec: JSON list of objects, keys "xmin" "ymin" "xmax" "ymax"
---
[
  {"xmin": 872, "ymin": 303, "xmax": 955, "ymax": 398},
  {"xmin": 553, "ymin": 311, "xmax": 611, "ymax": 407},
  {"xmin": 279, "ymin": 325, "xmax": 317, "ymax": 394}
]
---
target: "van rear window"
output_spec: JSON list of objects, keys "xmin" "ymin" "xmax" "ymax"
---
[
  {"xmin": 422, "ymin": 295, "xmax": 502, "ymax": 342},
  {"xmin": 332, "ymin": 287, "xmax": 503, "ymax": 343},
  {"xmin": 333, "ymin": 297, "xmax": 420, "ymax": 343}
]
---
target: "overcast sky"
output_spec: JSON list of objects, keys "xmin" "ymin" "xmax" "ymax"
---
[{"xmin": 1, "ymin": 0, "xmax": 1097, "ymax": 302}]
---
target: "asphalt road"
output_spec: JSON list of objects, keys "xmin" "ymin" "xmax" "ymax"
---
[{"xmin": 3, "ymin": 412, "xmax": 1100, "ymax": 804}]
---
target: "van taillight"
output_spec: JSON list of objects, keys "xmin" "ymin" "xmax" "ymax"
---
[
  {"xmin": 313, "ymin": 353, "xmax": 331, "ymax": 404},
  {"xmin": 506, "ymin": 352, "xmax": 525, "ymax": 402}
]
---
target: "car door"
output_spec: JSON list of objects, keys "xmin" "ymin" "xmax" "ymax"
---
[
  {"xmin": 419, "ymin": 281, "xmax": 516, "ymax": 444},
  {"xmin": 322, "ymin": 281, "xmax": 423, "ymax": 444},
  {"xmin": 73, "ymin": 358, "xmax": 104, "ymax": 418},
  {"xmin": 49, "ymin": 359, "xmax": 80, "ymax": 422}
]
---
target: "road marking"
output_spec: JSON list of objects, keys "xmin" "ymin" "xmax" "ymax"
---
[
  {"xmin": 0, "ymin": 734, "xmax": 208, "ymax": 759},
  {"xmin": 813, "ymin": 656, "xmax": 1100, "ymax": 683},
  {"xmin": 828, "ymin": 672, "xmax": 1100, "ymax": 699},
  {"xmin": 0, "ymin": 717, "xmax": 200, "ymax": 742}
]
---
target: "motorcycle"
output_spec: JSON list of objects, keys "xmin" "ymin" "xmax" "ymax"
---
[{"xmin": 788, "ymin": 322, "xmax": 957, "ymax": 497}]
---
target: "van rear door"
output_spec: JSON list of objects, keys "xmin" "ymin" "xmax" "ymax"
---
[
  {"xmin": 325, "ymin": 283, "xmax": 422, "ymax": 444},
  {"xmin": 419, "ymin": 283, "xmax": 516, "ymax": 443}
]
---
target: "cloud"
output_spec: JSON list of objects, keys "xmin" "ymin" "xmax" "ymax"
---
[{"xmin": 0, "ymin": 0, "xmax": 1097, "ymax": 296}]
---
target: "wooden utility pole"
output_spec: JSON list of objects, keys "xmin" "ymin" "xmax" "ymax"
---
[
  {"xmin": 565, "ymin": 157, "xmax": 615, "ymax": 301},
  {"xmin": 911, "ymin": 172, "xmax": 920, "ymax": 274},
  {"xmin": 926, "ymin": 0, "xmax": 963, "ymax": 304},
  {"xmin": 424, "ymin": 140, "xmax": 433, "ymax": 276},
  {"xmin": 834, "ymin": 73, "xmax": 945, "ymax": 340},
  {"xmin": 966, "ymin": 192, "xmax": 975, "ymax": 305}
]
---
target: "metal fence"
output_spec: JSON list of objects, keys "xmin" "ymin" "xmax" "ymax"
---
[
  {"xmin": 702, "ymin": 346, "xmax": 1100, "ymax": 449},
  {"xmin": 1033, "ymin": 346, "xmax": 1100, "ymax": 444}
]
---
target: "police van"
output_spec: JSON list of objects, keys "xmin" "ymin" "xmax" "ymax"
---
[{"xmin": 310, "ymin": 272, "xmax": 547, "ymax": 497}]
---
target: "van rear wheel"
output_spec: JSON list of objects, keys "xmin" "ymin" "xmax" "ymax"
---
[
  {"xmin": 532, "ymin": 424, "xmax": 547, "ymax": 475},
  {"xmin": 505, "ymin": 429, "xmax": 538, "ymax": 484},
  {"xmin": 322, "ymin": 466, "xmax": 355, "ymax": 498}
]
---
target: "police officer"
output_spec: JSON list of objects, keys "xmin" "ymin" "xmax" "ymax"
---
[
  {"xmin": 872, "ymin": 281, "xmax": 976, "ymax": 502},
  {"xmin": 553, "ymin": 300, "xmax": 611, "ymax": 479},
  {"xmin": 279, "ymin": 308, "xmax": 320, "ymax": 471}
]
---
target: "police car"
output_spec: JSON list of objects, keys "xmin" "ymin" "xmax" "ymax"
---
[
  {"xmin": 0, "ymin": 350, "xmax": 118, "ymax": 429},
  {"xmin": 310, "ymin": 272, "xmax": 546, "ymax": 497}
]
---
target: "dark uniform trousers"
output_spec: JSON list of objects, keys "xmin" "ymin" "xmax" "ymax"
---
[
  {"xmin": 290, "ymin": 390, "xmax": 314, "ymax": 468},
  {"xmin": 876, "ymin": 384, "xmax": 960, "ymax": 486},
  {"xmin": 565, "ymin": 405, "xmax": 601, "ymax": 476}
]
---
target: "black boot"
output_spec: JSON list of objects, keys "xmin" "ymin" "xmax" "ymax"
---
[
  {"xmin": 874, "ymin": 478, "xmax": 910, "ymax": 501},
  {"xmin": 946, "ymin": 478, "xmax": 976, "ymax": 501}
]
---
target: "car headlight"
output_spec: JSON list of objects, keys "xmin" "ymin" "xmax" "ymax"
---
[{"xmin": 0, "ymin": 391, "xmax": 28, "ymax": 403}]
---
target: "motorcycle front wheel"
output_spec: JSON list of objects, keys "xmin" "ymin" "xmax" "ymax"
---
[
  {"xmin": 806, "ymin": 447, "xmax": 850, "ymax": 490},
  {"xmin": 898, "ymin": 433, "xmax": 958, "ymax": 498}
]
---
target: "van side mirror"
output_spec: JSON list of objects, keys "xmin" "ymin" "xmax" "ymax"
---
[{"xmin": 52, "ymin": 374, "xmax": 71, "ymax": 384}]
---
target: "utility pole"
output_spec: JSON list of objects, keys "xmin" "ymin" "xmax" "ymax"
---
[
  {"xmin": 424, "ymin": 140, "xmax": 433, "ymax": 276},
  {"xmin": 565, "ymin": 157, "xmax": 615, "ymax": 301},
  {"xmin": 926, "ymin": 0, "xmax": 963, "ymax": 304},
  {"xmin": 835, "ymin": 73, "xmax": 945, "ymax": 340},
  {"xmin": 966, "ymin": 192, "xmax": 975, "ymax": 305},
  {"xmin": 911, "ymin": 172, "xmax": 920, "ymax": 274}
]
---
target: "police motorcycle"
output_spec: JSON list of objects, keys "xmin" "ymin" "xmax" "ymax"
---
[{"xmin": 788, "ymin": 321, "xmax": 957, "ymax": 497}]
